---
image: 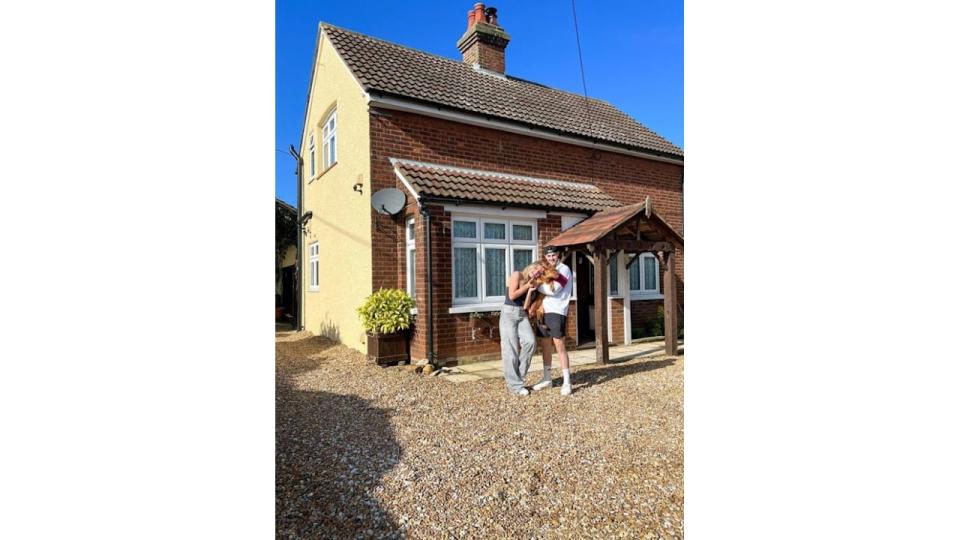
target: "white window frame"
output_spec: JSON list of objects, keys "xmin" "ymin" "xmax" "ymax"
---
[
  {"xmin": 510, "ymin": 222, "xmax": 535, "ymax": 244},
  {"xmin": 321, "ymin": 110, "xmax": 337, "ymax": 170},
  {"xmin": 608, "ymin": 252, "xmax": 620, "ymax": 297},
  {"xmin": 627, "ymin": 253, "xmax": 663, "ymax": 299},
  {"xmin": 450, "ymin": 214, "xmax": 538, "ymax": 310},
  {"xmin": 481, "ymin": 243, "xmax": 509, "ymax": 300},
  {"xmin": 308, "ymin": 242, "xmax": 319, "ymax": 291},
  {"xmin": 308, "ymin": 132, "xmax": 316, "ymax": 179},
  {"xmin": 405, "ymin": 217, "xmax": 416, "ymax": 304},
  {"xmin": 482, "ymin": 218, "xmax": 508, "ymax": 242}
]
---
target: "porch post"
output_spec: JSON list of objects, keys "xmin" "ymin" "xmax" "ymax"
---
[
  {"xmin": 664, "ymin": 249, "xmax": 678, "ymax": 356},
  {"xmin": 620, "ymin": 251, "xmax": 631, "ymax": 344},
  {"xmin": 594, "ymin": 248, "xmax": 609, "ymax": 364}
]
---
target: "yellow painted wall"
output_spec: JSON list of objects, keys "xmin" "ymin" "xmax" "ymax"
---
[{"xmin": 300, "ymin": 28, "xmax": 372, "ymax": 351}]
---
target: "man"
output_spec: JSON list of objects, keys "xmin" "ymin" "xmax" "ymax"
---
[{"xmin": 532, "ymin": 245, "xmax": 575, "ymax": 396}]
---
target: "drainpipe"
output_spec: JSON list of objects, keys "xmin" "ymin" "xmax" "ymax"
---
[
  {"xmin": 288, "ymin": 144, "xmax": 304, "ymax": 331},
  {"xmin": 418, "ymin": 202, "xmax": 435, "ymax": 365}
]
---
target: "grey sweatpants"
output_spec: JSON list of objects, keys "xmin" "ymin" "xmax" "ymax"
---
[{"xmin": 499, "ymin": 304, "xmax": 536, "ymax": 393}]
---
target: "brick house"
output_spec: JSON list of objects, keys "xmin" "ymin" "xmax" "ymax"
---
[{"xmin": 298, "ymin": 4, "xmax": 683, "ymax": 364}]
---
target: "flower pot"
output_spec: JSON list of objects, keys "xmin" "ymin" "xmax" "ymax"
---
[{"xmin": 366, "ymin": 330, "xmax": 410, "ymax": 366}]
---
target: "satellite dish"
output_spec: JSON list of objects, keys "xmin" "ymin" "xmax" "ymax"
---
[{"xmin": 371, "ymin": 188, "xmax": 406, "ymax": 216}]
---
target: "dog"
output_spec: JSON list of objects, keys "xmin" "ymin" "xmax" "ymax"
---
[{"xmin": 525, "ymin": 265, "xmax": 563, "ymax": 327}]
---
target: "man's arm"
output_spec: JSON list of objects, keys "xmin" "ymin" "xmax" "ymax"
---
[{"xmin": 539, "ymin": 266, "xmax": 571, "ymax": 295}]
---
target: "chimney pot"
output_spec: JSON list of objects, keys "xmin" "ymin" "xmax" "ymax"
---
[
  {"xmin": 473, "ymin": 3, "xmax": 486, "ymax": 25},
  {"xmin": 457, "ymin": 3, "xmax": 509, "ymax": 73},
  {"xmin": 485, "ymin": 7, "xmax": 498, "ymax": 26}
]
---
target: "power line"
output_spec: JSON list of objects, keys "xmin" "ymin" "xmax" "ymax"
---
[{"xmin": 570, "ymin": 0, "xmax": 589, "ymax": 101}]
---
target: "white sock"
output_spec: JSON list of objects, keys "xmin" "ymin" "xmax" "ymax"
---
[
  {"xmin": 542, "ymin": 365, "xmax": 552, "ymax": 380},
  {"xmin": 562, "ymin": 369, "xmax": 571, "ymax": 386}
]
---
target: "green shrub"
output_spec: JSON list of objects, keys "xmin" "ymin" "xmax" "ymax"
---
[
  {"xmin": 640, "ymin": 306, "xmax": 663, "ymax": 337},
  {"xmin": 357, "ymin": 288, "xmax": 415, "ymax": 335},
  {"xmin": 631, "ymin": 305, "xmax": 683, "ymax": 340}
]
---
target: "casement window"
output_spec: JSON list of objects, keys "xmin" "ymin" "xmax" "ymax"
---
[
  {"xmin": 308, "ymin": 242, "xmax": 319, "ymax": 291},
  {"xmin": 451, "ymin": 215, "xmax": 536, "ymax": 305},
  {"xmin": 405, "ymin": 217, "xmax": 416, "ymax": 300},
  {"xmin": 608, "ymin": 252, "xmax": 619, "ymax": 296},
  {"xmin": 321, "ymin": 110, "xmax": 337, "ymax": 170},
  {"xmin": 628, "ymin": 253, "xmax": 661, "ymax": 297},
  {"xmin": 308, "ymin": 132, "xmax": 316, "ymax": 178}
]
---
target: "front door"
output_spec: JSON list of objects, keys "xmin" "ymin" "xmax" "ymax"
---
[{"xmin": 575, "ymin": 253, "xmax": 595, "ymax": 346}]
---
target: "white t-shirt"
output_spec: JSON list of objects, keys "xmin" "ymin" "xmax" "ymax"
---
[{"xmin": 538, "ymin": 262, "xmax": 573, "ymax": 316}]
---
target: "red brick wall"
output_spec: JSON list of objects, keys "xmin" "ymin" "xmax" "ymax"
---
[
  {"xmin": 611, "ymin": 298, "xmax": 625, "ymax": 343},
  {"xmin": 370, "ymin": 108, "xmax": 683, "ymax": 363},
  {"xmin": 461, "ymin": 41, "xmax": 505, "ymax": 73},
  {"xmin": 630, "ymin": 300, "xmax": 663, "ymax": 337}
]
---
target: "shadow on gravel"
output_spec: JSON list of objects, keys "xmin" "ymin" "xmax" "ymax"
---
[
  {"xmin": 276, "ymin": 377, "xmax": 402, "ymax": 539},
  {"xmin": 572, "ymin": 358, "xmax": 677, "ymax": 390},
  {"xmin": 275, "ymin": 336, "xmax": 341, "ymax": 377}
]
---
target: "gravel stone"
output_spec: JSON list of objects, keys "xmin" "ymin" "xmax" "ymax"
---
[{"xmin": 276, "ymin": 332, "xmax": 684, "ymax": 539}]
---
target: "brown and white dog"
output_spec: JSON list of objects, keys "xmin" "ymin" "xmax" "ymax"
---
[{"xmin": 525, "ymin": 264, "xmax": 568, "ymax": 326}]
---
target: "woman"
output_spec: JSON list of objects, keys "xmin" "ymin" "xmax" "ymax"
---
[{"xmin": 499, "ymin": 262, "xmax": 543, "ymax": 396}]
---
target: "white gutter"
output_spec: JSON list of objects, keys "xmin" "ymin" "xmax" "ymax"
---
[{"xmin": 366, "ymin": 93, "xmax": 684, "ymax": 166}]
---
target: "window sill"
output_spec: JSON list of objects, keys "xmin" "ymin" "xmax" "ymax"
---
[
  {"xmin": 308, "ymin": 287, "xmax": 320, "ymax": 293},
  {"xmin": 310, "ymin": 162, "xmax": 338, "ymax": 183},
  {"xmin": 449, "ymin": 303, "xmax": 504, "ymax": 314},
  {"xmin": 629, "ymin": 292, "xmax": 664, "ymax": 301}
]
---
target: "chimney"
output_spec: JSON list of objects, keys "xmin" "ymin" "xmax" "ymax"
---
[{"xmin": 456, "ymin": 3, "xmax": 511, "ymax": 73}]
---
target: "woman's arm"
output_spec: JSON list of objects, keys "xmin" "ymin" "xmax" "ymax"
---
[
  {"xmin": 523, "ymin": 288, "xmax": 536, "ymax": 310},
  {"xmin": 507, "ymin": 272, "xmax": 532, "ymax": 301}
]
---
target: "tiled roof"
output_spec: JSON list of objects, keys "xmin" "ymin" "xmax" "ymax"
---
[
  {"xmin": 391, "ymin": 159, "xmax": 622, "ymax": 213},
  {"xmin": 547, "ymin": 201, "xmax": 685, "ymax": 247},
  {"xmin": 322, "ymin": 23, "xmax": 683, "ymax": 159},
  {"xmin": 548, "ymin": 203, "xmax": 648, "ymax": 246}
]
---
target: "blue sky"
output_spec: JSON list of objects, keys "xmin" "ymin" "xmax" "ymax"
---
[{"xmin": 276, "ymin": 0, "xmax": 683, "ymax": 205}]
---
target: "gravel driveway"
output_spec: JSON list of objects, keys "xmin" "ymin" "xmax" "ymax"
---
[{"xmin": 276, "ymin": 332, "xmax": 683, "ymax": 539}]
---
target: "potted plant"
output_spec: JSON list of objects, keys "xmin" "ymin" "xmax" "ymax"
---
[{"xmin": 357, "ymin": 288, "xmax": 415, "ymax": 366}]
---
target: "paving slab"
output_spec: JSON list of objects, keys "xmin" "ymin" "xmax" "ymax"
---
[
  {"xmin": 440, "ymin": 339, "xmax": 681, "ymax": 383},
  {"xmin": 443, "ymin": 373, "xmax": 484, "ymax": 383}
]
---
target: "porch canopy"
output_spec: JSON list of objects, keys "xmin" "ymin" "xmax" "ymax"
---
[{"xmin": 545, "ymin": 197, "xmax": 684, "ymax": 363}]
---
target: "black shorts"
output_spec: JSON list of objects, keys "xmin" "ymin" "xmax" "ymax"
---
[{"xmin": 534, "ymin": 313, "xmax": 567, "ymax": 338}]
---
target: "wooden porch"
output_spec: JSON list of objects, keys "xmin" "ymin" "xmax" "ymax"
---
[{"xmin": 546, "ymin": 197, "xmax": 684, "ymax": 364}]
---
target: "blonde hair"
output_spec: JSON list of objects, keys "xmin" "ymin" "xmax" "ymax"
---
[{"xmin": 521, "ymin": 261, "xmax": 544, "ymax": 282}]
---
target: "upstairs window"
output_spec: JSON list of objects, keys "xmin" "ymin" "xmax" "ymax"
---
[
  {"xmin": 308, "ymin": 133, "xmax": 315, "ymax": 178},
  {"xmin": 322, "ymin": 110, "xmax": 337, "ymax": 170}
]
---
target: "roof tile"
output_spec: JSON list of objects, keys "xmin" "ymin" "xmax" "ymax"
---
[
  {"xmin": 322, "ymin": 23, "xmax": 683, "ymax": 158},
  {"xmin": 393, "ymin": 160, "xmax": 622, "ymax": 213}
]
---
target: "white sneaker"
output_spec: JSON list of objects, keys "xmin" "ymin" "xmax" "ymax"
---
[
  {"xmin": 532, "ymin": 379, "xmax": 553, "ymax": 391},
  {"xmin": 515, "ymin": 388, "xmax": 530, "ymax": 397},
  {"xmin": 560, "ymin": 384, "xmax": 572, "ymax": 396}
]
